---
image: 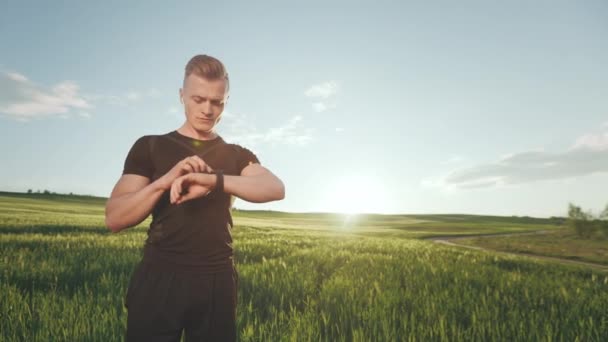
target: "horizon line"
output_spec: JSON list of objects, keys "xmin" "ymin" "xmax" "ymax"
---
[{"xmin": 0, "ymin": 189, "xmax": 567, "ymax": 220}]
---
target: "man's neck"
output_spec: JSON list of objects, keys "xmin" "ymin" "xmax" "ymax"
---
[{"xmin": 177, "ymin": 126, "xmax": 218, "ymax": 140}]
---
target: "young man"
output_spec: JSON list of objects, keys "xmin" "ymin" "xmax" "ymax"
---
[{"xmin": 105, "ymin": 54, "xmax": 285, "ymax": 341}]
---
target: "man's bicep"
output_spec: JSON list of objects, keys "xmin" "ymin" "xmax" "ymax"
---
[
  {"xmin": 240, "ymin": 162, "xmax": 270, "ymax": 177},
  {"xmin": 110, "ymin": 174, "xmax": 151, "ymax": 199}
]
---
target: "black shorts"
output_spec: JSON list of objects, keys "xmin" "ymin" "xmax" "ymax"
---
[{"xmin": 124, "ymin": 259, "xmax": 238, "ymax": 342}]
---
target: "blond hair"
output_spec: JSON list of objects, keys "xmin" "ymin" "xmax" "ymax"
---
[{"xmin": 183, "ymin": 54, "xmax": 230, "ymax": 93}]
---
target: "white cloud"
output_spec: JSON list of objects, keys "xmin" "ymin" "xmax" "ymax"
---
[
  {"xmin": 305, "ymin": 81, "xmax": 339, "ymax": 113},
  {"xmin": 220, "ymin": 111, "xmax": 314, "ymax": 147},
  {"xmin": 305, "ymin": 81, "xmax": 339, "ymax": 99},
  {"xmin": 124, "ymin": 88, "xmax": 160, "ymax": 101},
  {"xmin": 423, "ymin": 123, "xmax": 608, "ymax": 190},
  {"xmin": 7, "ymin": 72, "xmax": 28, "ymax": 82},
  {"xmin": 312, "ymin": 101, "xmax": 338, "ymax": 113},
  {"xmin": 80, "ymin": 93, "xmax": 124, "ymax": 106},
  {"xmin": 0, "ymin": 71, "xmax": 91, "ymax": 121},
  {"xmin": 570, "ymin": 131, "xmax": 608, "ymax": 151},
  {"xmin": 312, "ymin": 102, "xmax": 327, "ymax": 112},
  {"xmin": 264, "ymin": 115, "xmax": 313, "ymax": 145},
  {"xmin": 126, "ymin": 91, "xmax": 140, "ymax": 101},
  {"xmin": 0, "ymin": 70, "xmax": 162, "ymax": 122}
]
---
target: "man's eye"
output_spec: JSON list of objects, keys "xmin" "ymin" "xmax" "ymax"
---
[{"xmin": 192, "ymin": 98, "xmax": 221, "ymax": 105}]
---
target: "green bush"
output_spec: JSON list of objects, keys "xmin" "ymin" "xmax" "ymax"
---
[{"xmin": 567, "ymin": 202, "xmax": 607, "ymax": 239}]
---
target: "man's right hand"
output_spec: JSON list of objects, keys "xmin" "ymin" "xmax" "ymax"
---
[{"xmin": 157, "ymin": 155, "xmax": 213, "ymax": 191}]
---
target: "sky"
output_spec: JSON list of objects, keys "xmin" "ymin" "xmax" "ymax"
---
[{"xmin": 1, "ymin": 0, "xmax": 607, "ymax": 218}]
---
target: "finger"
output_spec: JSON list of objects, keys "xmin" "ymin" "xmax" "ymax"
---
[
  {"xmin": 183, "ymin": 158, "xmax": 195, "ymax": 170},
  {"xmin": 173, "ymin": 181, "xmax": 181, "ymax": 203},
  {"xmin": 193, "ymin": 156, "xmax": 212, "ymax": 173},
  {"xmin": 180, "ymin": 173, "xmax": 192, "ymax": 188},
  {"xmin": 188, "ymin": 157, "xmax": 202, "ymax": 173},
  {"xmin": 192, "ymin": 156, "xmax": 208, "ymax": 173},
  {"xmin": 184, "ymin": 160, "xmax": 196, "ymax": 173},
  {"xmin": 194, "ymin": 159, "xmax": 204, "ymax": 173},
  {"xmin": 170, "ymin": 183, "xmax": 176, "ymax": 203},
  {"xmin": 172, "ymin": 178, "xmax": 183, "ymax": 203},
  {"xmin": 196, "ymin": 159, "xmax": 206, "ymax": 173},
  {"xmin": 202, "ymin": 162, "xmax": 213, "ymax": 173},
  {"xmin": 176, "ymin": 179, "xmax": 182, "ymax": 196},
  {"xmin": 183, "ymin": 162, "xmax": 195, "ymax": 173}
]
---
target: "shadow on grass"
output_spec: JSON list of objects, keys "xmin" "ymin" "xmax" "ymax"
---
[
  {"xmin": 2, "ymin": 244, "xmax": 144, "ymax": 297},
  {"xmin": 7, "ymin": 263, "xmax": 136, "ymax": 298}
]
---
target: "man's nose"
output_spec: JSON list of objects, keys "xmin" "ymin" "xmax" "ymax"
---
[{"xmin": 201, "ymin": 101, "xmax": 212, "ymax": 115}]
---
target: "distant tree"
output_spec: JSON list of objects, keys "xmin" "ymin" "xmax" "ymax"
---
[
  {"xmin": 600, "ymin": 203, "xmax": 608, "ymax": 221},
  {"xmin": 43, "ymin": 189, "xmax": 50, "ymax": 195},
  {"xmin": 568, "ymin": 203, "xmax": 592, "ymax": 220},
  {"xmin": 27, "ymin": 189, "xmax": 32, "ymax": 194},
  {"xmin": 596, "ymin": 220, "xmax": 608, "ymax": 239},
  {"xmin": 599, "ymin": 203, "xmax": 608, "ymax": 238},
  {"xmin": 567, "ymin": 202, "xmax": 601, "ymax": 239},
  {"xmin": 69, "ymin": 192, "xmax": 73, "ymax": 196}
]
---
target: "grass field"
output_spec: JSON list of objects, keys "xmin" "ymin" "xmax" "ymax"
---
[
  {"xmin": 1, "ymin": 192, "xmax": 607, "ymax": 341},
  {"xmin": 457, "ymin": 229, "xmax": 608, "ymax": 266}
]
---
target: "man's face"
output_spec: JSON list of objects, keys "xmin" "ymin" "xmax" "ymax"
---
[{"xmin": 179, "ymin": 73, "xmax": 228, "ymax": 134}]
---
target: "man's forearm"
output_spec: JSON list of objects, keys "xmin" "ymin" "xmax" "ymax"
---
[
  {"xmin": 105, "ymin": 179, "xmax": 167, "ymax": 233},
  {"xmin": 221, "ymin": 173, "xmax": 285, "ymax": 203}
]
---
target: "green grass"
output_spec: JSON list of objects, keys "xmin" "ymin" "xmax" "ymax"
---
[
  {"xmin": 1, "ymin": 193, "xmax": 607, "ymax": 341},
  {"xmin": 457, "ymin": 229, "xmax": 608, "ymax": 266}
]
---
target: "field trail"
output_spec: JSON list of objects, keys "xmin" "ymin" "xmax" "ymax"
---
[{"xmin": 426, "ymin": 230, "xmax": 608, "ymax": 272}]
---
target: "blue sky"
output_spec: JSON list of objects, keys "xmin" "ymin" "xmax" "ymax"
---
[{"xmin": 1, "ymin": 1, "xmax": 607, "ymax": 218}]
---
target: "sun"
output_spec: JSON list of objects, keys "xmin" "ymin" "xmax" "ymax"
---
[{"xmin": 320, "ymin": 175, "xmax": 389, "ymax": 215}]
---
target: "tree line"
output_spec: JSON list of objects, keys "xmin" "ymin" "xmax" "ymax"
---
[{"xmin": 26, "ymin": 189, "xmax": 75, "ymax": 196}]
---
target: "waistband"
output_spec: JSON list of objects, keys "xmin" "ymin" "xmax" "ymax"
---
[{"xmin": 141, "ymin": 243, "xmax": 235, "ymax": 275}]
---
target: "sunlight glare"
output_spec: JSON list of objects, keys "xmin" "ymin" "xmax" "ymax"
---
[{"xmin": 321, "ymin": 175, "xmax": 389, "ymax": 215}]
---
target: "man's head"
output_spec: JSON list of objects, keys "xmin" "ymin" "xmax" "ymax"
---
[{"xmin": 179, "ymin": 54, "xmax": 230, "ymax": 136}]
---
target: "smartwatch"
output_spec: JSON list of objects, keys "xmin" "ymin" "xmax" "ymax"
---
[{"xmin": 213, "ymin": 169, "xmax": 224, "ymax": 193}]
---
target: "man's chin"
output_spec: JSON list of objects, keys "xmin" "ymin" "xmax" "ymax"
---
[{"xmin": 191, "ymin": 123, "xmax": 215, "ymax": 134}]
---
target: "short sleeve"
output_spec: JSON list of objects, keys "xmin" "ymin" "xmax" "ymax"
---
[
  {"xmin": 122, "ymin": 136, "xmax": 154, "ymax": 178},
  {"xmin": 236, "ymin": 145, "xmax": 260, "ymax": 174}
]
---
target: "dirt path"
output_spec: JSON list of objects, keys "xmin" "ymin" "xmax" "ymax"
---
[{"xmin": 425, "ymin": 230, "xmax": 608, "ymax": 272}]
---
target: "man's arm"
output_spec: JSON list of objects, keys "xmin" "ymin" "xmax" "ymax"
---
[
  {"xmin": 173, "ymin": 163, "xmax": 284, "ymax": 204},
  {"xmin": 107, "ymin": 153, "xmax": 214, "ymax": 233},
  {"xmin": 105, "ymin": 175, "xmax": 167, "ymax": 233},
  {"xmin": 224, "ymin": 163, "xmax": 285, "ymax": 203}
]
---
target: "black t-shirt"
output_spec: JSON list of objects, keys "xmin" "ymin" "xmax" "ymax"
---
[{"xmin": 122, "ymin": 130, "xmax": 260, "ymax": 273}]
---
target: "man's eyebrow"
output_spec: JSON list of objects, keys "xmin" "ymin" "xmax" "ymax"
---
[{"xmin": 191, "ymin": 95, "xmax": 224, "ymax": 101}]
